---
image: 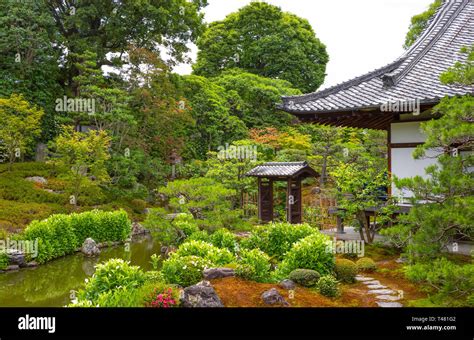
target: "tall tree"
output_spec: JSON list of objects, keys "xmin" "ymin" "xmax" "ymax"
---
[
  {"xmin": 213, "ymin": 69, "xmax": 300, "ymax": 128},
  {"xmin": 0, "ymin": 94, "xmax": 44, "ymax": 170},
  {"xmin": 0, "ymin": 0, "xmax": 62, "ymax": 140},
  {"xmin": 404, "ymin": 0, "xmax": 442, "ymax": 49},
  {"xmin": 193, "ymin": 2, "xmax": 328, "ymax": 92}
]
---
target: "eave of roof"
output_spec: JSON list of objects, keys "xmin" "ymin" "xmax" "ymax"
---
[{"xmin": 278, "ymin": 0, "xmax": 474, "ymax": 129}]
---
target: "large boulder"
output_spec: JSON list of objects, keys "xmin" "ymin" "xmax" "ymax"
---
[
  {"xmin": 203, "ymin": 268, "xmax": 235, "ymax": 280},
  {"xmin": 81, "ymin": 238, "xmax": 100, "ymax": 257},
  {"xmin": 261, "ymin": 288, "xmax": 289, "ymax": 306},
  {"xmin": 180, "ymin": 281, "xmax": 224, "ymax": 307}
]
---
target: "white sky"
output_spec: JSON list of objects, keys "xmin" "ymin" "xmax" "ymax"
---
[{"xmin": 173, "ymin": 0, "xmax": 433, "ymax": 90}]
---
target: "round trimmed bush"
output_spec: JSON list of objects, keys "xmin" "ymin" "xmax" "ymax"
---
[
  {"xmin": 318, "ymin": 275, "xmax": 339, "ymax": 297},
  {"xmin": 334, "ymin": 259, "xmax": 357, "ymax": 283},
  {"xmin": 275, "ymin": 232, "xmax": 334, "ymax": 278},
  {"xmin": 288, "ymin": 269, "xmax": 320, "ymax": 287},
  {"xmin": 236, "ymin": 248, "xmax": 272, "ymax": 283},
  {"xmin": 356, "ymin": 257, "xmax": 377, "ymax": 273},
  {"xmin": 187, "ymin": 230, "xmax": 210, "ymax": 242},
  {"xmin": 161, "ymin": 254, "xmax": 213, "ymax": 287},
  {"xmin": 174, "ymin": 240, "xmax": 235, "ymax": 266}
]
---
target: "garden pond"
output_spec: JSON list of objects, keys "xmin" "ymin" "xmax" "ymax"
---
[{"xmin": 0, "ymin": 234, "xmax": 162, "ymax": 307}]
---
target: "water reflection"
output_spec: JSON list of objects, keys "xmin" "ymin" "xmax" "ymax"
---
[{"xmin": 0, "ymin": 234, "xmax": 162, "ymax": 307}]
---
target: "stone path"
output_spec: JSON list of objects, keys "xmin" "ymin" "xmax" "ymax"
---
[{"xmin": 356, "ymin": 275, "xmax": 404, "ymax": 307}]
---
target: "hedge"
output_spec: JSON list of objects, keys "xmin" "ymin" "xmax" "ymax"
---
[{"xmin": 22, "ymin": 209, "xmax": 131, "ymax": 263}]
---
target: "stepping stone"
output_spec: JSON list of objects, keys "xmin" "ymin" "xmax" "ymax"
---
[
  {"xmin": 362, "ymin": 280, "xmax": 381, "ymax": 285},
  {"xmin": 367, "ymin": 284, "xmax": 386, "ymax": 289},
  {"xmin": 355, "ymin": 276, "xmax": 373, "ymax": 282},
  {"xmin": 376, "ymin": 301, "xmax": 403, "ymax": 307},
  {"xmin": 376, "ymin": 294, "xmax": 402, "ymax": 301},
  {"xmin": 367, "ymin": 289, "xmax": 395, "ymax": 295}
]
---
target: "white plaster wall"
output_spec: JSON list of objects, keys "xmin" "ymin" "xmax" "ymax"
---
[
  {"xmin": 391, "ymin": 121, "xmax": 426, "ymax": 143},
  {"xmin": 391, "ymin": 147, "xmax": 440, "ymax": 198}
]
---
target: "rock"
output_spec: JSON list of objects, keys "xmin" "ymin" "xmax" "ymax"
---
[
  {"xmin": 376, "ymin": 294, "xmax": 402, "ymax": 301},
  {"xmin": 6, "ymin": 265, "xmax": 20, "ymax": 271},
  {"xmin": 81, "ymin": 238, "xmax": 100, "ymax": 257},
  {"xmin": 367, "ymin": 289, "xmax": 396, "ymax": 295},
  {"xmin": 203, "ymin": 268, "xmax": 235, "ymax": 280},
  {"xmin": 376, "ymin": 301, "xmax": 403, "ymax": 307},
  {"xmin": 367, "ymin": 284, "xmax": 387, "ymax": 289},
  {"xmin": 25, "ymin": 261, "xmax": 38, "ymax": 268},
  {"xmin": 25, "ymin": 176, "xmax": 47, "ymax": 185},
  {"xmin": 180, "ymin": 281, "xmax": 224, "ymax": 307},
  {"xmin": 131, "ymin": 222, "xmax": 149, "ymax": 236},
  {"xmin": 279, "ymin": 279, "xmax": 296, "ymax": 290},
  {"xmin": 6, "ymin": 250, "xmax": 26, "ymax": 267},
  {"xmin": 261, "ymin": 288, "xmax": 290, "ymax": 306},
  {"xmin": 355, "ymin": 276, "xmax": 373, "ymax": 282},
  {"xmin": 362, "ymin": 280, "xmax": 381, "ymax": 285},
  {"xmin": 396, "ymin": 257, "xmax": 408, "ymax": 264}
]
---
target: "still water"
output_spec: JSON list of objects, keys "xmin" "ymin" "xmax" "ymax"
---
[{"xmin": 0, "ymin": 235, "xmax": 162, "ymax": 307}]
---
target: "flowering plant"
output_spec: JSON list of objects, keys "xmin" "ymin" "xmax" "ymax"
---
[{"xmin": 147, "ymin": 288, "xmax": 177, "ymax": 308}]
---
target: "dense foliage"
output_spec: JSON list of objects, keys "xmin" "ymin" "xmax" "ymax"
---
[
  {"xmin": 193, "ymin": 2, "xmax": 328, "ymax": 92},
  {"xmin": 288, "ymin": 269, "xmax": 320, "ymax": 287},
  {"xmin": 235, "ymin": 248, "xmax": 272, "ymax": 283},
  {"xmin": 22, "ymin": 210, "xmax": 131, "ymax": 263}
]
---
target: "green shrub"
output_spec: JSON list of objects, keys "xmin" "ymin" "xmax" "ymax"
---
[
  {"xmin": 275, "ymin": 232, "xmax": 334, "ymax": 278},
  {"xmin": 334, "ymin": 259, "xmax": 357, "ymax": 283},
  {"xmin": 318, "ymin": 275, "xmax": 339, "ymax": 297},
  {"xmin": 0, "ymin": 252, "xmax": 9, "ymax": 270},
  {"xmin": 236, "ymin": 248, "xmax": 272, "ymax": 283},
  {"xmin": 404, "ymin": 258, "xmax": 474, "ymax": 306},
  {"xmin": 161, "ymin": 254, "xmax": 213, "ymax": 287},
  {"xmin": 356, "ymin": 257, "xmax": 377, "ymax": 273},
  {"xmin": 129, "ymin": 199, "xmax": 147, "ymax": 213},
  {"xmin": 22, "ymin": 209, "xmax": 131, "ymax": 263},
  {"xmin": 241, "ymin": 222, "xmax": 317, "ymax": 260},
  {"xmin": 174, "ymin": 240, "xmax": 234, "ymax": 266},
  {"xmin": 143, "ymin": 210, "xmax": 198, "ymax": 246},
  {"xmin": 210, "ymin": 228, "xmax": 237, "ymax": 252},
  {"xmin": 78, "ymin": 259, "xmax": 146, "ymax": 303},
  {"xmin": 288, "ymin": 269, "xmax": 320, "ymax": 287},
  {"xmin": 187, "ymin": 230, "xmax": 210, "ymax": 242}
]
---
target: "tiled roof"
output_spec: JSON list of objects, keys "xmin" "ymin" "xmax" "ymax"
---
[
  {"xmin": 279, "ymin": 0, "xmax": 474, "ymax": 115},
  {"xmin": 246, "ymin": 162, "xmax": 317, "ymax": 178}
]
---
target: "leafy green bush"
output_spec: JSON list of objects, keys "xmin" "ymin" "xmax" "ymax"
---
[
  {"xmin": 78, "ymin": 259, "xmax": 146, "ymax": 304},
  {"xmin": 334, "ymin": 259, "xmax": 357, "ymax": 283},
  {"xmin": 404, "ymin": 258, "xmax": 474, "ymax": 306},
  {"xmin": 187, "ymin": 230, "xmax": 210, "ymax": 242},
  {"xmin": 0, "ymin": 252, "xmax": 9, "ymax": 270},
  {"xmin": 275, "ymin": 232, "xmax": 334, "ymax": 278},
  {"xmin": 22, "ymin": 209, "xmax": 131, "ymax": 263},
  {"xmin": 210, "ymin": 228, "xmax": 237, "ymax": 252},
  {"xmin": 288, "ymin": 269, "xmax": 320, "ymax": 287},
  {"xmin": 174, "ymin": 240, "xmax": 235, "ymax": 266},
  {"xmin": 161, "ymin": 254, "xmax": 213, "ymax": 287},
  {"xmin": 143, "ymin": 210, "xmax": 198, "ymax": 246},
  {"xmin": 236, "ymin": 248, "xmax": 272, "ymax": 283},
  {"xmin": 318, "ymin": 275, "xmax": 339, "ymax": 297},
  {"xmin": 356, "ymin": 257, "xmax": 377, "ymax": 273},
  {"xmin": 241, "ymin": 222, "xmax": 317, "ymax": 260}
]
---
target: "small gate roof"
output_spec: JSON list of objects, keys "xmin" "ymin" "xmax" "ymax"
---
[{"xmin": 246, "ymin": 161, "xmax": 318, "ymax": 179}]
